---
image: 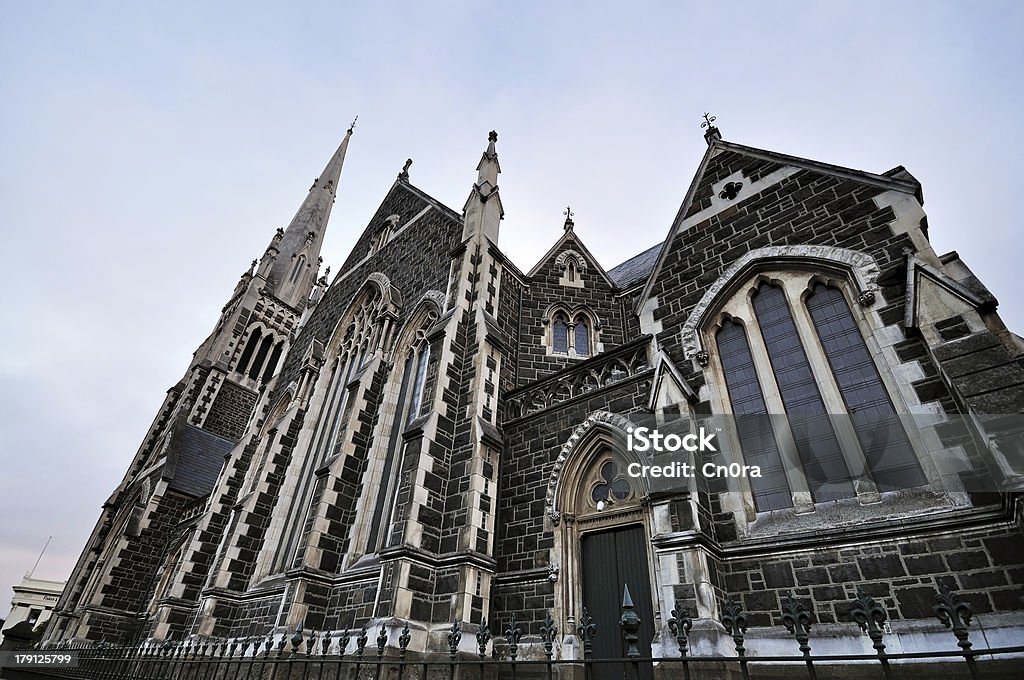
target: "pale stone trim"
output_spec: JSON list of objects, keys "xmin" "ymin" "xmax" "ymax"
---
[{"xmin": 681, "ymin": 245, "xmax": 881, "ymax": 360}]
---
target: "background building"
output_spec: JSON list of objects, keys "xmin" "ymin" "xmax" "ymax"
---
[
  {"xmin": 42, "ymin": 124, "xmax": 1024, "ymax": 671},
  {"xmin": 1, "ymin": 576, "xmax": 65, "ymax": 650}
]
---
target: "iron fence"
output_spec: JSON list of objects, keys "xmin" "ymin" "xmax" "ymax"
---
[{"xmin": 12, "ymin": 584, "xmax": 1024, "ymax": 680}]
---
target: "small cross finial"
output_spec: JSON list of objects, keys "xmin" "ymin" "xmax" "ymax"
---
[
  {"xmin": 348, "ymin": 115, "xmax": 358, "ymax": 133},
  {"xmin": 701, "ymin": 112, "xmax": 717, "ymax": 129},
  {"xmin": 563, "ymin": 205, "xmax": 575, "ymax": 231}
]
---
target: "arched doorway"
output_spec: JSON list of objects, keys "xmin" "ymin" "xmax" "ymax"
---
[{"xmin": 547, "ymin": 412, "xmax": 658, "ymax": 680}]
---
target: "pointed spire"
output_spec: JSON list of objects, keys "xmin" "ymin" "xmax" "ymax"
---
[
  {"xmin": 269, "ymin": 123, "xmax": 355, "ymax": 307},
  {"xmin": 462, "ymin": 130, "xmax": 504, "ymax": 243}
]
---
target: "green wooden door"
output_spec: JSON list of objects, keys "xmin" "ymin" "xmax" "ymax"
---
[{"xmin": 581, "ymin": 524, "xmax": 655, "ymax": 680}]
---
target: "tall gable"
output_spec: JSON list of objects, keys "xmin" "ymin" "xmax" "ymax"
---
[
  {"xmin": 639, "ymin": 138, "xmax": 927, "ymax": 374},
  {"xmin": 276, "ymin": 180, "xmax": 464, "ymax": 392},
  {"xmin": 516, "ymin": 228, "xmax": 626, "ymax": 385}
]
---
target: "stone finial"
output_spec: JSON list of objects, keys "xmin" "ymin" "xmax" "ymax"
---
[
  {"xmin": 488, "ymin": 130, "xmax": 498, "ymax": 143},
  {"xmin": 398, "ymin": 158, "xmax": 412, "ymax": 181},
  {"xmin": 563, "ymin": 205, "xmax": 575, "ymax": 231}
]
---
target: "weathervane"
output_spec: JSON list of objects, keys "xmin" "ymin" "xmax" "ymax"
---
[
  {"xmin": 348, "ymin": 115, "xmax": 358, "ymax": 133},
  {"xmin": 701, "ymin": 112, "xmax": 717, "ymax": 129},
  {"xmin": 563, "ymin": 205, "xmax": 575, "ymax": 231}
]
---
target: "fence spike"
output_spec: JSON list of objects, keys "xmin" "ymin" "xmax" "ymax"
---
[
  {"xmin": 339, "ymin": 626, "xmax": 352, "ymax": 658},
  {"xmin": 781, "ymin": 594, "xmax": 814, "ymax": 656},
  {"xmin": 399, "ymin": 621, "xmax": 412, "ymax": 658},
  {"xmin": 849, "ymin": 587, "xmax": 891, "ymax": 678},
  {"xmin": 322, "ymin": 630, "xmax": 332, "ymax": 656},
  {"xmin": 476, "ymin": 618, "xmax": 492, "ymax": 659},
  {"xmin": 505, "ymin": 613, "xmax": 522, "ymax": 661},
  {"xmin": 541, "ymin": 611, "xmax": 558, "ymax": 660},
  {"xmin": 620, "ymin": 584, "xmax": 642, "ymax": 659},
  {"xmin": 577, "ymin": 608, "xmax": 597, "ymax": 660},
  {"xmin": 447, "ymin": 621, "xmax": 462, "ymax": 660},
  {"xmin": 356, "ymin": 626, "xmax": 368, "ymax": 656},
  {"xmin": 719, "ymin": 598, "xmax": 749, "ymax": 657},
  {"xmin": 376, "ymin": 624, "xmax": 388, "ymax": 657},
  {"xmin": 934, "ymin": 585, "xmax": 974, "ymax": 650},
  {"xmin": 667, "ymin": 607, "xmax": 693, "ymax": 657}
]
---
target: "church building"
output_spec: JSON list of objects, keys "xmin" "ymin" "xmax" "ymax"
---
[{"xmin": 43, "ymin": 121, "xmax": 1024, "ymax": 666}]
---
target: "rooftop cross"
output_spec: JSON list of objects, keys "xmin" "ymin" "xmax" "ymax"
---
[
  {"xmin": 701, "ymin": 112, "xmax": 717, "ymax": 130},
  {"xmin": 563, "ymin": 205, "xmax": 575, "ymax": 231}
]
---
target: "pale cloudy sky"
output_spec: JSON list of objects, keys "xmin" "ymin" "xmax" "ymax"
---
[{"xmin": 1, "ymin": 1, "xmax": 1021, "ymax": 619}]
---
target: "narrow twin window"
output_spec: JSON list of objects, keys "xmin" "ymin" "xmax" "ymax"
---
[{"xmin": 550, "ymin": 311, "xmax": 593, "ymax": 357}]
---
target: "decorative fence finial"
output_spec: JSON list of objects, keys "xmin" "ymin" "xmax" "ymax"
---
[
  {"xmin": 476, "ymin": 618, "xmax": 492, "ymax": 659},
  {"xmin": 850, "ymin": 587, "xmax": 891, "ymax": 678},
  {"xmin": 620, "ymin": 584, "xmax": 642, "ymax": 658},
  {"xmin": 447, "ymin": 621, "xmax": 462, "ymax": 660},
  {"xmin": 505, "ymin": 613, "xmax": 523, "ymax": 661},
  {"xmin": 577, "ymin": 608, "xmax": 597, "ymax": 660}
]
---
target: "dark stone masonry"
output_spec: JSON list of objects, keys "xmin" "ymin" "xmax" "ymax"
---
[{"xmin": 42, "ymin": 125, "xmax": 1024, "ymax": 668}]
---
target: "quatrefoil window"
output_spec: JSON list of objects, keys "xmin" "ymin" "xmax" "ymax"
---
[
  {"xmin": 719, "ymin": 181, "xmax": 743, "ymax": 200},
  {"xmin": 590, "ymin": 460, "xmax": 632, "ymax": 505}
]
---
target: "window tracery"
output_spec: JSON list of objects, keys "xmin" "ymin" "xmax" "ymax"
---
[
  {"xmin": 705, "ymin": 271, "xmax": 925, "ymax": 513},
  {"xmin": 546, "ymin": 306, "xmax": 600, "ymax": 358}
]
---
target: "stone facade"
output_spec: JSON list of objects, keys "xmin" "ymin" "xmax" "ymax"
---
[{"xmin": 44, "ymin": 125, "xmax": 1024, "ymax": 662}]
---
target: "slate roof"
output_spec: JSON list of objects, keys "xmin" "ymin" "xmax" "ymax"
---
[
  {"xmin": 607, "ymin": 241, "xmax": 664, "ymax": 288},
  {"xmin": 166, "ymin": 423, "xmax": 234, "ymax": 498}
]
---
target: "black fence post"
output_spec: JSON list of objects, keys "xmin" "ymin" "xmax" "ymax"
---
[
  {"xmin": 667, "ymin": 607, "xmax": 692, "ymax": 680},
  {"xmin": 620, "ymin": 585, "xmax": 642, "ymax": 680},
  {"xmin": 355, "ymin": 626, "xmax": 368, "ymax": 680},
  {"xmin": 373, "ymin": 626, "xmax": 387, "ymax": 680},
  {"xmin": 849, "ymin": 588, "xmax": 891, "ymax": 680},
  {"xmin": 477, "ymin": 618, "xmax": 491, "ymax": 680},
  {"xmin": 577, "ymin": 607, "xmax": 596, "ymax": 680},
  {"xmin": 447, "ymin": 620, "xmax": 461, "ymax": 680},
  {"xmin": 720, "ymin": 598, "xmax": 749, "ymax": 680},
  {"xmin": 934, "ymin": 586, "xmax": 979, "ymax": 680},
  {"xmin": 781, "ymin": 594, "xmax": 816, "ymax": 680},
  {"xmin": 397, "ymin": 622, "xmax": 411, "ymax": 680},
  {"xmin": 505, "ymin": 613, "xmax": 522, "ymax": 680},
  {"xmin": 541, "ymin": 611, "xmax": 557, "ymax": 680}
]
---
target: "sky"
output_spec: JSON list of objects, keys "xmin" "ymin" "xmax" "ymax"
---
[{"xmin": 1, "ymin": 1, "xmax": 1022, "ymax": 621}]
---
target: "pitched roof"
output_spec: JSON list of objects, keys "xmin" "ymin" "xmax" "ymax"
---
[{"xmin": 608, "ymin": 241, "xmax": 664, "ymax": 288}]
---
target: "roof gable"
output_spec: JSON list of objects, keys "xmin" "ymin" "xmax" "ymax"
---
[{"xmin": 636, "ymin": 137, "xmax": 922, "ymax": 313}]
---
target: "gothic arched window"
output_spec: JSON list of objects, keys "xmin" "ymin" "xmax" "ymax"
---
[
  {"xmin": 367, "ymin": 307, "xmax": 437, "ymax": 554},
  {"xmin": 289, "ymin": 254, "xmax": 307, "ymax": 283},
  {"xmin": 804, "ymin": 284, "xmax": 924, "ymax": 490},
  {"xmin": 707, "ymin": 273, "xmax": 925, "ymax": 513},
  {"xmin": 716, "ymin": 320, "xmax": 792, "ymax": 512},
  {"xmin": 574, "ymin": 315, "xmax": 591, "ymax": 357},
  {"xmin": 553, "ymin": 314, "xmax": 569, "ymax": 354}
]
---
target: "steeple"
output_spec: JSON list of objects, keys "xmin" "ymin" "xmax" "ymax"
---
[
  {"xmin": 270, "ymin": 120, "xmax": 355, "ymax": 307},
  {"xmin": 461, "ymin": 130, "xmax": 504, "ymax": 243}
]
